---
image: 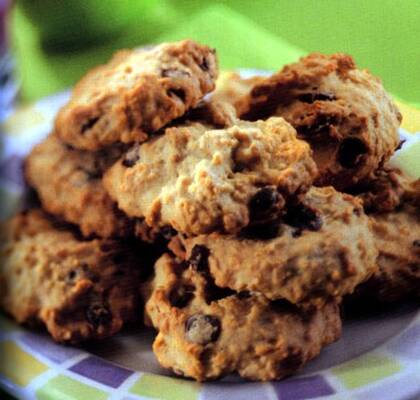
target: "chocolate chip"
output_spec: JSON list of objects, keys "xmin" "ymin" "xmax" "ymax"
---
[
  {"xmin": 283, "ymin": 265, "xmax": 298, "ymax": 283},
  {"xmin": 64, "ymin": 143, "xmax": 76, "ymax": 151},
  {"xmin": 200, "ymin": 57, "xmax": 209, "ymax": 71},
  {"xmin": 177, "ymin": 261, "xmax": 190, "ymax": 271},
  {"xmin": 169, "ymin": 285, "xmax": 195, "ymax": 308},
  {"xmin": 161, "ymin": 225, "xmax": 177, "ymax": 240},
  {"xmin": 284, "ymin": 204, "xmax": 322, "ymax": 233},
  {"xmin": 270, "ymin": 299, "xmax": 300, "ymax": 314},
  {"xmin": 297, "ymin": 115, "xmax": 336, "ymax": 138},
  {"xmin": 86, "ymin": 302, "xmax": 112, "ymax": 328},
  {"xmin": 67, "ymin": 270, "xmax": 77, "ymax": 282},
  {"xmin": 337, "ymin": 138, "xmax": 368, "ymax": 168},
  {"xmin": 204, "ymin": 282, "xmax": 235, "ymax": 304},
  {"xmin": 237, "ymin": 291, "xmax": 252, "ymax": 299},
  {"xmin": 188, "ymin": 245, "xmax": 210, "ymax": 273},
  {"xmin": 170, "ymin": 261, "xmax": 188, "ymax": 277},
  {"xmin": 249, "ymin": 187, "xmax": 281, "ymax": 221},
  {"xmin": 66, "ymin": 263, "xmax": 90, "ymax": 284},
  {"xmin": 84, "ymin": 168, "xmax": 102, "ymax": 181},
  {"xmin": 297, "ymin": 92, "xmax": 336, "ymax": 103},
  {"xmin": 413, "ymin": 240, "xmax": 420, "ymax": 248},
  {"xmin": 122, "ymin": 145, "xmax": 140, "ymax": 168},
  {"xmin": 353, "ymin": 207, "xmax": 362, "ymax": 216},
  {"xmin": 185, "ymin": 314, "xmax": 221, "ymax": 344},
  {"xmin": 81, "ymin": 116, "xmax": 99, "ymax": 133},
  {"xmin": 250, "ymin": 187, "xmax": 279, "ymax": 213},
  {"xmin": 232, "ymin": 162, "xmax": 246, "ymax": 173},
  {"xmin": 241, "ymin": 220, "xmax": 280, "ymax": 240},
  {"xmin": 279, "ymin": 348, "xmax": 304, "ymax": 370},
  {"xmin": 292, "ymin": 229, "xmax": 302, "ymax": 238},
  {"xmin": 80, "ymin": 262, "xmax": 91, "ymax": 271},
  {"xmin": 168, "ymin": 88, "xmax": 186, "ymax": 102}
]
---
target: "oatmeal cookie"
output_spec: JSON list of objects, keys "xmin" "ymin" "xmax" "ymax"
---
[
  {"xmin": 352, "ymin": 177, "xmax": 420, "ymax": 302},
  {"xmin": 25, "ymin": 133, "xmax": 160, "ymax": 240},
  {"xmin": 55, "ymin": 40, "xmax": 218, "ymax": 150},
  {"xmin": 104, "ymin": 117, "xmax": 317, "ymax": 235},
  {"xmin": 241, "ymin": 53, "xmax": 401, "ymax": 189},
  {"xmin": 350, "ymin": 165, "xmax": 417, "ymax": 213},
  {"xmin": 364, "ymin": 204, "xmax": 420, "ymax": 301},
  {"xmin": 175, "ymin": 97, "xmax": 238, "ymax": 128},
  {"xmin": 143, "ymin": 253, "xmax": 341, "ymax": 381},
  {"xmin": 0, "ymin": 210, "xmax": 147, "ymax": 343},
  {"xmin": 175, "ymin": 187, "xmax": 377, "ymax": 306}
]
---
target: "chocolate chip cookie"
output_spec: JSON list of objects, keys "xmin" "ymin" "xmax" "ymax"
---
[
  {"xmin": 25, "ymin": 133, "xmax": 162, "ymax": 241},
  {"xmin": 55, "ymin": 40, "xmax": 218, "ymax": 150},
  {"xmin": 241, "ymin": 53, "xmax": 401, "ymax": 190},
  {"xmin": 143, "ymin": 253, "xmax": 341, "ymax": 381},
  {"xmin": 175, "ymin": 97, "xmax": 238, "ymax": 128},
  {"xmin": 174, "ymin": 186, "xmax": 377, "ymax": 306},
  {"xmin": 349, "ymin": 165, "xmax": 417, "ymax": 213},
  {"xmin": 351, "ymin": 172, "xmax": 420, "ymax": 302},
  {"xmin": 103, "ymin": 117, "xmax": 318, "ymax": 235},
  {"xmin": 25, "ymin": 133, "xmax": 134, "ymax": 238},
  {"xmin": 0, "ymin": 209, "xmax": 147, "ymax": 343},
  {"xmin": 363, "ymin": 203, "xmax": 420, "ymax": 302}
]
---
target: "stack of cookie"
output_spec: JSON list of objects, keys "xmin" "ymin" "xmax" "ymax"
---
[
  {"xmin": 1, "ymin": 41, "xmax": 419, "ymax": 382},
  {"xmin": 229, "ymin": 53, "xmax": 420, "ymax": 307},
  {"xmin": 1, "ymin": 40, "xmax": 219, "ymax": 343}
]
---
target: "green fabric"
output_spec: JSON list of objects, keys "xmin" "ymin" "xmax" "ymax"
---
[
  {"xmin": 157, "ymin": 5, "xmax": 303, "ymax": 70},
  {"xmin": 9, "ymin": 0, "xmax": 420, "ymax": 106}
]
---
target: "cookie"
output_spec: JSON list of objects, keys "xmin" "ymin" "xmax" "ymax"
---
[
  {"xmin": 352, "ymin": 204, "xmax": 420, "ymax": 302},
  {"xmin": 103, "ymin": 117, "xmax": 318, "ymax": 235},
  {"xmin": 144, "ymin": 253, "xmax": 341, "ymax": 381},
  {"xmin": 174, "ymin": 186, "xmax": 377, "ymax": 306},
  {"xmin": 241, "ymin": 53, "xmax": 401, "ymax": 190},
  {"xmin": 211, "ymin": 71, "xmax": 265, "ymax": 116},
  {"xmin": 352, "ymin": 175, "xmax": 420, "ymax": 302},
  {"xmin": 349, "ymin": 165, "xmax": 417, "ymax": 213},
  {"xmin": 55, "ymin": 40, "xmax": 218, "ymax": 150},
  {"xmin": 25, "ymin": 133, "xmax": 160, "ymax": 240},
  {"xmin": 0, "ymin": 209, "xmax": 148, "ymax": 343},
  {"xmin": 175, "ymin": 97, "xmax": 238, "ymax": 128}
]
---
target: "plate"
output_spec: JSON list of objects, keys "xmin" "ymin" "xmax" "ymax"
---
[{"xmin": 0, "ymin": 85, "xmax": 419, "ymax": 400}]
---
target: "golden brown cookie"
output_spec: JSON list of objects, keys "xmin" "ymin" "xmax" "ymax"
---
[
  {"xmin": 25, "ymin": 134, "xmax": 132, "ymax": 238},
  {"xmin": 103, "ymin": 117, "xmax": 318, "ymax": 235},
  {"xmin": 241, "ymin": 53, "xmax": 401, "ymax": 190},
  {"xmin": 175, "ymin": 97, "xmax": 238, "ymax": 128},
  {"xmin": 25, "ymin": 133, "xmax": 162, "ymax": 241},
  {"xmin": 351, "ymin": 174, "xmax": 420, "ymax": 302},
  {"xmin": 0, "ymin": 210, "xmax": 148, "ymax": 343},
  {"xmin": 349, "ymin": 165, "xmax": 417, "ymax": 213},
  {"xmin": 175, "ymin": 187, "xmax": 377, "ymax": 306},
  {"xmin": 143, "ymin": 253, "xmax": 341, "ymax": 381},
  {"xmin": 55, "ymin": 40, "xmax": 218, "ymax": 150},
  {"xmin": 364, "ymin": 203, "xmax": 420, "ymax": 301}
]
